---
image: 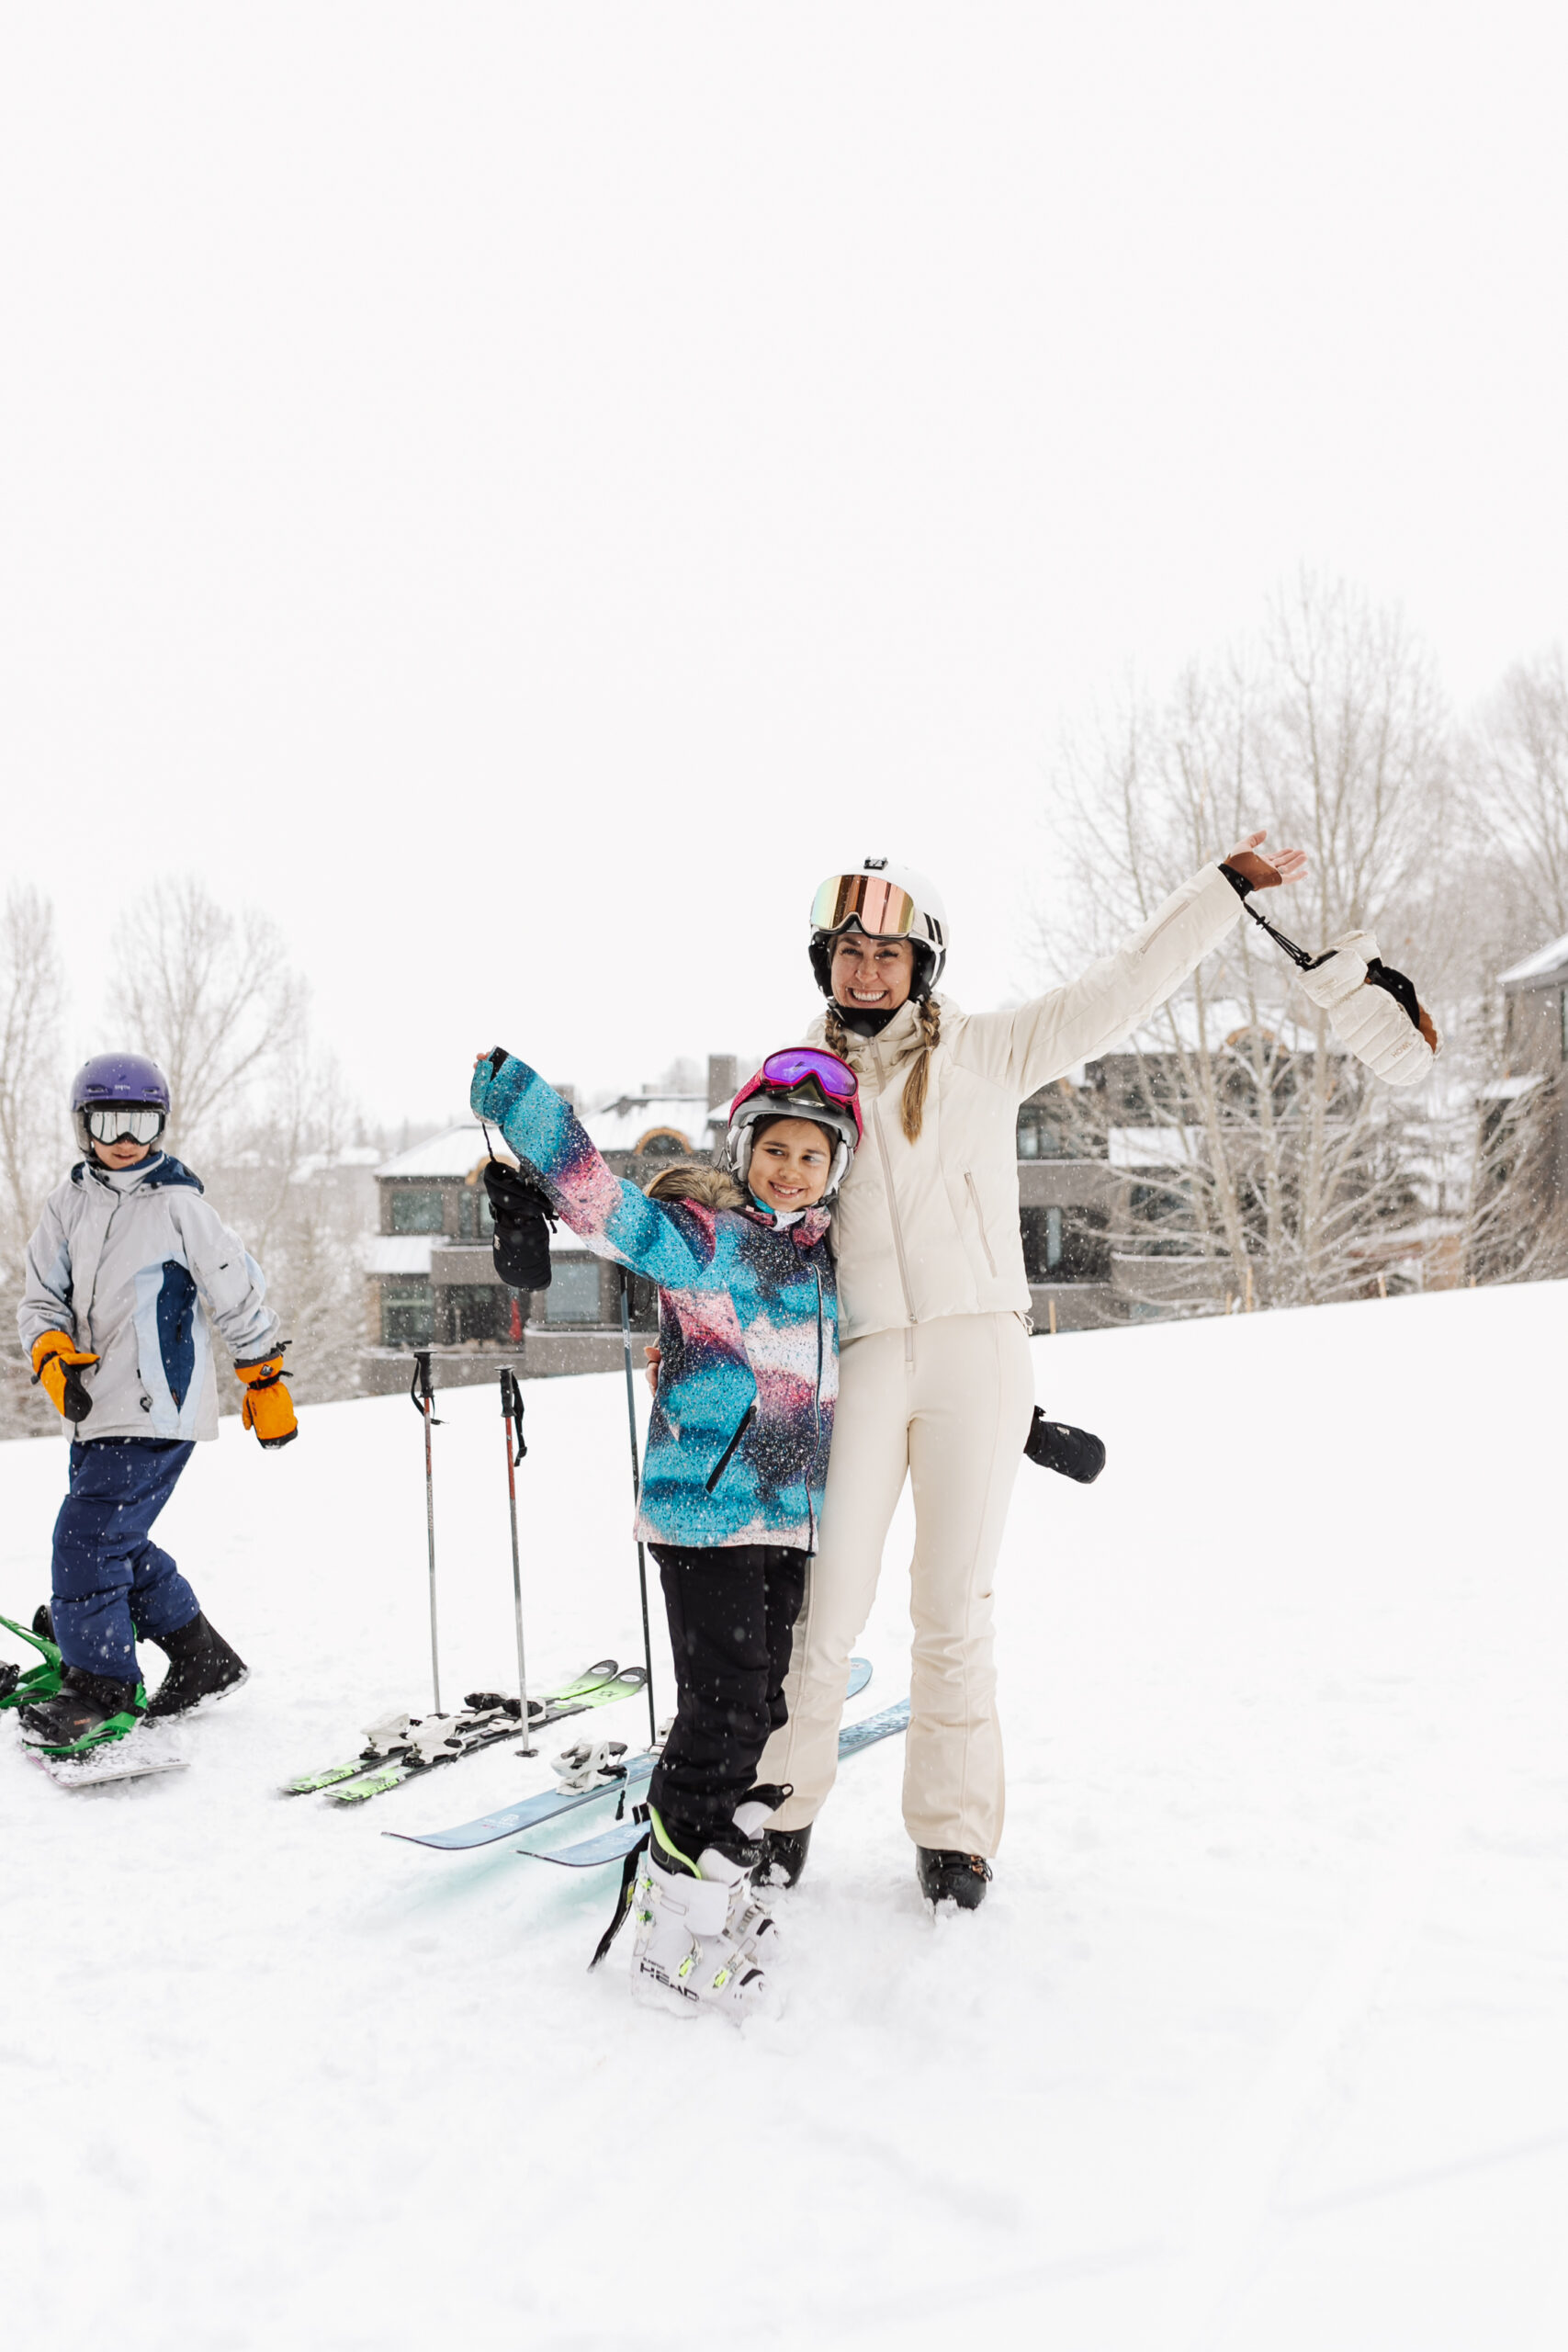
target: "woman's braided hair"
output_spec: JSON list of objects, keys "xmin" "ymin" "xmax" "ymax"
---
[{"xmin": 823, "ymin": 993, "xmax": 942, "ymax": 1144}]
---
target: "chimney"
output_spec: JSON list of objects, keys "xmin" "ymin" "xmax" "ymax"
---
[{"xmin": 707, "ymin": 1054, "xmax": 739, "ymax": 1109}]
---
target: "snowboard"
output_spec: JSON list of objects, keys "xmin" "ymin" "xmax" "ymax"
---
[
  {"xmin": 388, "ymin": 1657, "xmax": 877, "ymax": 1855},
  {"xmin": 521, "ymin": 1698, "xmax": 911, "ymax": 1868},
  {"xmin": 27, "ymin": 1727, "xmax": 189, "ymax": 1790},
  {"xmin": 2, "ymin": 1613, "xmax": 189, "ymax": 1791}
]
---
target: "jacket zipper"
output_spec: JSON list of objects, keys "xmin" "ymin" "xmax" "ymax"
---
[
  {"xmin": 705, "ymin": 1400, "xmax": 757, "ymax": 1494},
  {"xmin": 807, "ymin": 1263, "xmax": 824, "ymax": 1552},
  {"xmin": 870, "ymin": 1045, "xmax": 918, "ymax": 1328},
  {"xmin": 964, "ymin": 1171, "xmax": 999, "ymax": 1277}
]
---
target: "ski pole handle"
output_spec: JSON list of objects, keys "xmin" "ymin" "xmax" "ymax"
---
[
  {"xmin": 500, "ymin": 1364, "xmax": 526, "ymax": 1464},
  {"xmin": 409, "ymin": 1349, "xmax": 443, "ymax": 1424}
]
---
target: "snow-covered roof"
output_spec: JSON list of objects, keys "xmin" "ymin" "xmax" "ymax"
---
[
  {"xmin": 365, "ymin": 1238, "xmax": 433, "ymax": 1274},
  {"xmin": 1109, "ymin": 1125, "xmax": 1204, "ymax": 1168},
  {"xmin": 579, "ymin": 1095, "xmax": 722, "ymax": 1155},
  {"xmin": 378, "ymin": 1125, "xmax": 492, "ymax": 1180},
  {"xmin": 1498, "ymin": 933, "xmax": 1568, "ymax": 989},
  {"xmin": 378, "ymin": 1107, "xmax": 724, "ymax": 1178},
  {"xmin": 291, "ymin": 1145, "xmax": 383, "ymax": 1184}
]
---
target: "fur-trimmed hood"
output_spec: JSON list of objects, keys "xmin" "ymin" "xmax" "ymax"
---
[{"xmin": 642, "ymin": 1162, "xmax": 744, "ymax": 1210}]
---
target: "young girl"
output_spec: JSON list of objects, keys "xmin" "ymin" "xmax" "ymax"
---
[{"xmin": 469, "ymin": 1043, "xmax": 861, "ymax": 2019}]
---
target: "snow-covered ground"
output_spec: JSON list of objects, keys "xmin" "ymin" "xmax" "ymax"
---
[{"xmin": 5, "ymin": 1284, "xmax": 1568, "ymax": 2350}]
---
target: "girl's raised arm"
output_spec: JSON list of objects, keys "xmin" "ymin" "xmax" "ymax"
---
[{"xmin": 470, "ymin": 1048, "xmax": 709, "ymax": 1291}]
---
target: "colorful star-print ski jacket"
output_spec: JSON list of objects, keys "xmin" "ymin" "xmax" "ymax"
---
[{"xmin": 472, "ymin": 1051, "xmax": 837, "ymax": 1554}]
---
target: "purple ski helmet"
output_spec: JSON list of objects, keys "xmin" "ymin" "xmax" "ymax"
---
[{"xmin": 71, "ymin": 1052, "xmax": 171, "ymax": 1155}]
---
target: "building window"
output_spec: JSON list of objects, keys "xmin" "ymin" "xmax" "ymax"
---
[
  {"xmin": 390, "ymin": 1186, "xmax": 446, "ymax": 1235},
  {"xmin": 1021, "ymin": 1206, "xmax": 1110, "ymax": 1283},
  {"xmin": 446, "ymin": 1284, "xmax": 510, "ymax": 1344},
  {"xmin": 457, "ymin": 1187, "xmax": 497, "ymax": 1241},
  {"xmin": 635, "ymin": 1128, "xmax": 694, "ymax": 1161},
  {"xmin": 382, "ymin": 1283, "xmax": 433, "ymax": 1345},
  {"xmin": 545, "ymin": 1261, "xmax": 603, "ymax": 1325}
]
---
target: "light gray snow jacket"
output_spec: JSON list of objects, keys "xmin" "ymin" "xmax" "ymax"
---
[{"xmin": 17, "ymin": 1155, "xmax": 280, "ymax": 1442}]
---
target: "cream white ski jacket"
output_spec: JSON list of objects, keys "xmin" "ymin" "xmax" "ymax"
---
[{"xmin": 807, "ymin": 860, "xmax": 1243, "ymax": 1341}]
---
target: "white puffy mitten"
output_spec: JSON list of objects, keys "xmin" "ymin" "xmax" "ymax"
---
[{"xmin": 1294, "ymin": 932, "xmax": 1438, "ymax": 1089}]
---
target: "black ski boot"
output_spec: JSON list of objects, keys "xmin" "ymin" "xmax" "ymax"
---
[
  {"xmin": 144, "ymin": 1613, "xmax": 249, "ymax": 1719},
  {"xmin": 32, "ymin": 1601, "xmax": 54, "ymax": 1643},
  {"xmin": 18, "ymin": 1667, "xmax": 142, "ymax": 1748},
  {"xmin": 758, "ymin": 1823, "xmax": 813, "ymax": 1889},
  {"xmin": 917, "ymin": 1849, "xmax": 993, "ymax": 1910}
]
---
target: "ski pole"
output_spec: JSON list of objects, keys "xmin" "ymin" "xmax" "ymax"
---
[
  {"xmin": 409, "ymin": 1350, "xmax": 443, "ymax": 1712},
  {"xmin": 500, "ymin": 1367, "xmax": 537, "ymax": 1756},
  {"xmin": 618, "ymin": 1271, "xmax": 659, "ymax": 1747}
]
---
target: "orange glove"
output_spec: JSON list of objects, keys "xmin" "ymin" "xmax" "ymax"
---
[
  {"xmin": 31, "ymin": 1331, "xmax": 98, "ymax": 1424},
  {"xmin": 235, "ymin": 1351, "xmax": 299, "ymax": 1448}
]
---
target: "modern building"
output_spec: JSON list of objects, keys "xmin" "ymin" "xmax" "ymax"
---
[
  {"xmin": 359, "ymin": 1060, "xmax": 738, "ymax": 1393},
  {"xmin": 1491, "ymin": 932, "xmax": 1568, "ymax": 1196}
]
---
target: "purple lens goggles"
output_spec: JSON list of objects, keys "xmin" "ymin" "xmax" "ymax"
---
[{"xmin": 759, "ymin": 1048, "xmax": 859, "ymax": 1104}]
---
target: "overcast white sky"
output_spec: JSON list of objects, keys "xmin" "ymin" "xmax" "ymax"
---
[{"xmin": 4, "ymin": 3, "xmax": 1566, "ymax": 1124}]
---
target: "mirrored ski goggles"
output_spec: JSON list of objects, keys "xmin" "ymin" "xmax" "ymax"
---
[
  {"xmin": 810, "ymin": 874, "xmax": 919, "ymax": 940},
  {"xmin": 85, "ymin": 1106, "xmax": 165, "ymax": 1145},
  {"xmin": 759, "ymin": 1048, "xmax": 859, "ymax": 1106}
]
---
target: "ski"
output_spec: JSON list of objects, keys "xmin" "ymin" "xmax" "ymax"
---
[
  {"xmin": 521, "ymin": 1699, "xmax": 911, "ymax": 1869},
  {"xmin": 388, "ymin": 1657, "xmax": 876, "ymax": 1854},
  {"xmin": 283, "ymin": 1658, "xmax": 626, "ymax": 1798},
  {"xmin": 323, "ymin": 1667, "xmax": 649, "ymax": 1805}
]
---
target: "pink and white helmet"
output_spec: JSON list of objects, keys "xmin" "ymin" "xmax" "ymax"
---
[{"xmin": 725, "ymin": 1048, "xmax": 863, "ymax": 1203}]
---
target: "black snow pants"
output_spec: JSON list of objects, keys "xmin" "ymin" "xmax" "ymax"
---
[{"xmin": 646, "ymin": 1543, "xmax": 808, "ymax": 1862}]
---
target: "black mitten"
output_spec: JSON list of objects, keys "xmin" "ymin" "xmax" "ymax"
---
[
  {"xmin": 1022, "ymin": 1408, "xmax": 1107, "ymax": 1484},
  {"xmin": 484, "ymin": 1159, "xmax": 557, "ymax": 1291},
  {"xmin": 1363, "ymin": 957, "xmax": 1422, "ymax": 1032}
]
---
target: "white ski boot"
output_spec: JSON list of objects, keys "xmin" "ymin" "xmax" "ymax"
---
[
  {"xmin": 730, "ymin": 1794, "xmax": 789, "ymax": 1955},
  {"xmin": 630, "ymin": 1837, "xmax": 775, "ymax": 2023}
]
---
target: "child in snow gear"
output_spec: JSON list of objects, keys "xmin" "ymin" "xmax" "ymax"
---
[
  {"xmin": 471, "ymin": 1043, "xmax": 861, "ymax": 2013},
  {"xmin": 13, "ymin": 1053, "xmax": 291, "ymax": 1749},
  {"xmin": 766, "ymin": 835, "xmax": 1310, "ymax": 1909}
]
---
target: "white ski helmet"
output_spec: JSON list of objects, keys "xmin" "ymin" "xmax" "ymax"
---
[{"xmin": 807, "ymin": 859, "xmax": 949, "ymax": 1001}]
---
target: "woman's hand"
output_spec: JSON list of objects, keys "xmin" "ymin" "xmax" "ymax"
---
[
  {"xmin": 644, "ymin": 1340, "xmax": 661, "ymax": 1396},
  {"xmin": 1225, "ymin": 831, "xmax": 1307, "ymax": 890}
]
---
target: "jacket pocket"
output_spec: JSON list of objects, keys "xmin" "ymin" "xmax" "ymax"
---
[
  {"xmin": 705, "ymin": 1401, "xmax": 757, "ymax": 1494},
  {"xmin": 964, "ymin": 1173, "xmax": 999, "ymax": 1277}
]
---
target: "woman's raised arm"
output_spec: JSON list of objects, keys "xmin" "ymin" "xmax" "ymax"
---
[{"xmin": 953, "ymin": 834, "xmax": 1306, "ymax": 1099}]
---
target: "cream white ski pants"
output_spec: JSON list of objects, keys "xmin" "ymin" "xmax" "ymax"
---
[{"xmin": 760, "ymin": 1311, "xmax": 1034, "ymax": 1856}]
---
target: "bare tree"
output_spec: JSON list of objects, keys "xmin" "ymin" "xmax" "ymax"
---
[
  {"xmin": 1470, "ymin": 648, "xmax": 1568, "ymax": 944},
  {"xmin": 1041, "ymin": 576, "xmax": 1456, "ymax": 1312},
  {"xmin": 0, "ymin": 888, "xmax": 68, "ymax": 1433},
  {"xmin": 0, "ymin": 886, "xmax": 65, "ymax": 1272},
  {"xmin": 107, "ymin": 877, "xmax": 306, "ymax": 1150}
]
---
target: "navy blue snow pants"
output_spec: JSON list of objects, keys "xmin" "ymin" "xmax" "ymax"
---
[{"xmin": 51, "ymin": 1438, "xmax": 199, "ymax": 1679}]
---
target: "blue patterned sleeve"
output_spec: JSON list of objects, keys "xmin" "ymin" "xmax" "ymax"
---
[{"xmin": 470, "ymin": 1050, "xmax": 711, "ymax": 1289}]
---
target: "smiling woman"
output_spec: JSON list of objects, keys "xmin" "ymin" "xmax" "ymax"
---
[{"xmin": 757, "ymin": 838, "xmax": 1308, "ymax": 1909}]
